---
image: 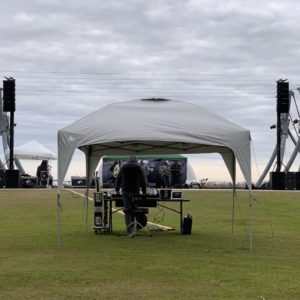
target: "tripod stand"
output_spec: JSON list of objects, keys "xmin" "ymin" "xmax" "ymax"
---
[
  {"xmin": 126, "ymin": 207, "xmax": 152, "ymax": 237},
  {"xmin": 124, "ymin": 195, "xmax": 152, "ymax": 237}
]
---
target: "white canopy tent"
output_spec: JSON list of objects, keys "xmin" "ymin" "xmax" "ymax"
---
[
  {"xmin": 13, "ymin": 140, "xmax": 57, "ymax": 160},
  {"xmin": 57, "ymin": 98, "xmax": 252, "ymax": 249}
]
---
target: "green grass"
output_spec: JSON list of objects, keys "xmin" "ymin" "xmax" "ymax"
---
[{"xmin": 0, "ymin": 189, "xmax": 299, "ymax": 299}]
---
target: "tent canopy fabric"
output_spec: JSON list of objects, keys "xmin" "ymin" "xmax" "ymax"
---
[
  {"xmin": 13, "ymin": 140, "xmax": 57, "ymax": 160},
  {"xmin": 57, "ymin": 98, "xmax": 253, "ymax": 250},
  {"xmin": 57, "ymin": 98, "xmax": 251, "ymax": 188}
]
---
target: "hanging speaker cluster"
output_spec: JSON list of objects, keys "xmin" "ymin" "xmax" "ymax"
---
[
  {"xmin": 276, "ymin": 80, "xmax": 289, "ymax": 113},
  {"xmin": 3, "ymin": 78, "xmax": 16, "ymax": 112}
]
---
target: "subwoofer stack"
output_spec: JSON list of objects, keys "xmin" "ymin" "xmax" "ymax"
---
[{"xmin": 270, "ymin": 171, "xmax": 300, "ymax": 190}]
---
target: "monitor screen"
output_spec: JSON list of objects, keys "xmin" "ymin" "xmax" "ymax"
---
[
  {"xmin": 171, "ymin": 191, "xmax": 183, "ymax": 200},
  {"xmin": 160, "ymin": 189, "xmax": 172, "ymax": 200}
]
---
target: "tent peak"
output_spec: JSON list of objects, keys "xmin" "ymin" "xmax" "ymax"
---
[{"xmin": 141, "ymin": 98, "xmax": 170, "ymax": 102}]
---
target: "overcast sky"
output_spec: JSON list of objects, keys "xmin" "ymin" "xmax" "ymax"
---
[{"xmin": 1, "ymin": 0, "xmax": 300, "ymax": 182}]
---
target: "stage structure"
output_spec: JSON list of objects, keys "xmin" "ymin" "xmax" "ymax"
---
[
  {"xmin": 1, "ymin": 78, "xmax": 56, "ymax": 188},
  {"xmin": 256, "ymin": 80, "xmax": 300, "ymax": 189},
  {"xmin": 0, "ymin": 78, "xmax": 26, "ymax": 187}
]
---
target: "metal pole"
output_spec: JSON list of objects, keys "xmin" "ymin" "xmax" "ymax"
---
[
  {"xmin": 9, "ymin": 111, "xmax": 14, "ymax": 170},
  {"xmin": 85, "ymin": 146, "xmax": 92, "ymax": 232},
  {"xmin": 288, "ymin": 129, "xmax": 297, "ymax": 146},
  {"xmin": 0, "ymin": 88, "xmax": 5, "ymax": 169},
  {"xmin": 57, "ymin": 191, "xmax": 62, "ymax": 247},
  {"xmin": 249, "ymin": 190, "xmax": 253, "ymax": 253},
  {"xmin": 255, "ymin": 147, "xmax": 277, "ymax": 187},
  {"xmin": 276, "ymin": 111, "xmax": 281, "ymax": 172},
  {"xmin": 285, "ymin": 138, "xmax": 300, "ymax": 172},
  {"xmin": 231, "ymin": 156, "xmax": 236, "ymax": 234}
]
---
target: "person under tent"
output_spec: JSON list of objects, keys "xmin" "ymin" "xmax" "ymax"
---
[{"xmin": 36, "ymin": 160, "xmax": 49, "ymax": 187}]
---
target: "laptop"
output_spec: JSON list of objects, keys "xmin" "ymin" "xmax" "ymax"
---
[{"xmin": 170, "ymin": 191, "xmax": 183, "ymax": 200}]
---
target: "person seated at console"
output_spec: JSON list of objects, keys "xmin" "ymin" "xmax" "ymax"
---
[
  {"xmin": 36, "ymin": 160, "xmax": 48, "ymax": 187},
  {"xmin": 115, "ymin": 155, "xmax": 147, "ymax": 236}
]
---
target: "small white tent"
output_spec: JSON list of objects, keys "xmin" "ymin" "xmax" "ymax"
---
[
  {"xmin": 57, "ymin": 98, "xmax": 252, "ymax": 249},
  {"xmin": 14, "ymin": 140, "xmax": 57, "ymax": 160}
]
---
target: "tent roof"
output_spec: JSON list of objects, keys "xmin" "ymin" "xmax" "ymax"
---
[
  {"xmin": 57, "ymin": 98, "xmax": 251, "ymax": 187},
  {"xmin": 14, "ymin": 140, "xmax": 57, "ymax": 160}
]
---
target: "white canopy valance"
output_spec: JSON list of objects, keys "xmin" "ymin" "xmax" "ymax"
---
[{"xmin": 58, "ymin": 98, "xmax": 251, "ymax": 188}]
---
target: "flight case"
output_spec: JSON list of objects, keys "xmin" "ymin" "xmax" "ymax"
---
[{"xmin": 93, "ymin": 192, "xmax": 111, "ymax": 234}]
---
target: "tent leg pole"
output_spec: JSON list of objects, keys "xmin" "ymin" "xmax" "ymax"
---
[
  {"xmin": 249, "ymin": 191, "xmax": 253, "ymax": 254},
  {"xmin": 231, "ymin": 192, "xmax": 235, "ymax": 234},
  {"xmin": 85, "ymin": 146, "xmax": 92, "ymax": 233},
  {"xmin": 57, "ymin": 192, "xmax": 62, "ymax": 247},
  {"xmin": 232, "ymin": 157, "xmax": 236, "ymax": 235},
  {"xmin": 85, "ymin": 188, "xmax": 89, "ymax": 232}
]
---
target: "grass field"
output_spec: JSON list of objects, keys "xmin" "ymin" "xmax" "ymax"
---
[{"xmin": 0, "ymin": 188, "xmax": 299, "ymax": 299}]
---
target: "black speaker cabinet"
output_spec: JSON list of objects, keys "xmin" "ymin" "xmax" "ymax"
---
[
  {"xmin": 296, "ymin": 172, "xmax": 300, "ymax": 190},
  {"xmin": 270, "ymin": 172, "xmax": 285, "ymax": 190},
  {"xmin": 5, "ymin": 169, "xmax": 20, "ymax": 188},
  {"xmin": 0, "ymin": 170, "xmax": 4, "ymax": 188},
  {"xmin": 182, "ymin": 215, "xmax": 192, "ymax": 235},
  {"xmin": 277, "ymin": 81, "xmax": 290, "ymax": 113},
  {"xmin": 71, "ymin": 176, "xmax": 95, "ymax": 188},
  {"xmin": 71, "ymin": 176, "xmax": 87, "ymax": 188},
  {"xmin": 20, "ymin": 176, "xmax": 37, "ymax": 188},
  {"xmin": 285, "ymin": 172, "xmax": 296, "ymax": 190}
]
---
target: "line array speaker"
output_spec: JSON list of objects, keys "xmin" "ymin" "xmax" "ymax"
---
[
  {"xmin": 277, "ymin": 81, "xmax": 289, "ymax": 113},
  {"xmin": 3, "ymin": 79, "xmax": 16, "ymax": 112}
]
